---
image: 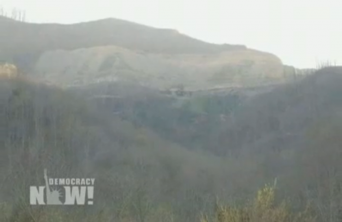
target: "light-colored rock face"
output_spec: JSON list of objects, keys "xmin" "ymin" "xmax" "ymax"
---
[
  {"xmin": 1, "ymin": 17, "xmax": 286, "ymax": 89},
  {"xmin": 33, "ymin": 46, "xmax": 284, "ymax": 90},
  {"xmin": 0, "ymin": 63, "xmax": 18, "ymax": 78}
]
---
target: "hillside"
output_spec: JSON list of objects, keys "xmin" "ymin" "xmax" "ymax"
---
[
  {"xmin": 0, "ymin": 16, "xmax": 245, "ymax": 69},
  {"xmin": 83, "ymin": 67, "xmax": 342, "ymax": 222},
  {"xmin": 0, "ymin": 16, "xmax": 287, "ymax": 89},
  {"xmin": 73, "ymin": 66, "xmax": 342, "ymax": 156},
  {"xmin": 0, "ymin": 16, "xmax": 246, "ymax": 55},
  {"xmin": 33, "ymin": 45, "xmax": 284, "ymax": 89},
  {"xmin": 0, "ymin": 77, "xmax": 240, "ymax": 221},
  {"xmin": 2, "ymin": 67, "xmax": 342, "ymax": 221},
  {"xmin": 4, "ymin": 14, "xmax": 342, "ymax": 222}
]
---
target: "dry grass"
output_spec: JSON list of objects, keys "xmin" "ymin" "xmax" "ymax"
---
[{"xmin": 201, "ymin": 183, "xmax": 317, "ymax": 222}]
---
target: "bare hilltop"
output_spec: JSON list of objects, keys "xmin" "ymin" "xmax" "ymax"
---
[{"xmin": 0, "ymin": 16, "xmax": 289, "ymax": 89}]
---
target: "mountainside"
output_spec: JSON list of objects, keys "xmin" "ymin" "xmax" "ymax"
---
[
  {"xmin": 73, "ymin": 66, "xmax": 342, "ymax": 155},
  {"xmin": 0, "ymin": 16, "xmax": 287, "ymax": 89},
  {"xmin": 2, "ymin": 67, "xmax": 342, "ymax": 222},
  {"xmin": 2, "ymin": 11, "xmax": 342, "ymax": 222},
  {"xmin": 0, "ymin": 76, "xmax": 265, "ymax": 221},
  {"xmin": 33, "ymin": 45, "xmax": 284, "ymax": 89},
  {"xmin": 0, "ymin": 16, "xmax": 244, "ymax": 69},
  {"xmin": 0, "ymin": 16, "xmax": 245, "ymax": 55}
]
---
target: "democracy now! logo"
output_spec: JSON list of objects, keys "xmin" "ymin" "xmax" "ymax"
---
[{"xmin": 30, "ymin": 169, "xmax": 95, "ymax": 205}]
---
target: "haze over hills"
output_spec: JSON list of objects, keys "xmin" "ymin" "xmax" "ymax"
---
[
  {"xmin": 2, "ymin": 64, "xmax": 342, "ymax": 221},
  {"xmin": 0, "ymin": 16, "xmax": 246, "ymax": 55},
  {"xmin": 2, "ymin": 11, "xmax": 342, "ymax": 222},
  {"xmin": 0, "ymin": 16, "xmax": 295, "ymax": 90},
  {"xmin": 0, "ymin": 16, "xmax": 246, "ymax": 65}
]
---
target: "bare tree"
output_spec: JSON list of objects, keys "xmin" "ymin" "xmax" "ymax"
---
[
  {"xmin": 21, "ymin": 10, "xmax": 26, "ymax": 22},
  {"xmin": 11, "ymin": 8, "xmax": 17, "ymax": 20},
  {"xmin": 17, "ymin": 9, "xmax": 22, "ymax": 21},
  {"xmin": 17, "ymin": 9, "xmax": 26, "ymax": 22},
  {"xmin": 0, "ymin": 6, "xmax": 4, "ymax": 16},
  {"xmin": 0, "ymin": 7, "xmax": 26, "ymax": 22}
]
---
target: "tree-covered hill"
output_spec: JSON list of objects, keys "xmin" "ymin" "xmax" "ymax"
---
[{"xmin": 1, "ymin": 67, "xmax": 342, "ymax": 221}]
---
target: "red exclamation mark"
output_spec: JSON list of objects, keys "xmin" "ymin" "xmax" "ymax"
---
[{"xmin": 87, "ymin": 186, "xmax": 94, "ymax": 205}]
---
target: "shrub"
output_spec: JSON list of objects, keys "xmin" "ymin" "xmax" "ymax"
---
[{"xmin": 200, "ymin": 182, "xmax": 317, "ymax": 222}]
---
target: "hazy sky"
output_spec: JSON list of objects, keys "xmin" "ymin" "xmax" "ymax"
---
[{"xmin": 1, "ymin": 0, "xmax": 341, "ymax": 68}]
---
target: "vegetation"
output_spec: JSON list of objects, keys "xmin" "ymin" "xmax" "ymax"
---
[
  {"xmin": 0, "ymin": 10, "xmax": 338, "ymax": 222},
  {"xmin": 201, "ymin": 183, "xmax": 317, "ymax": 222},
  {"xmin": 1, "ymin": 66, "xmax": 342, "ymax": 221},
  {"xmin": 0, "ymin": 77, "xmax": 250, "ymax": 221}
]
